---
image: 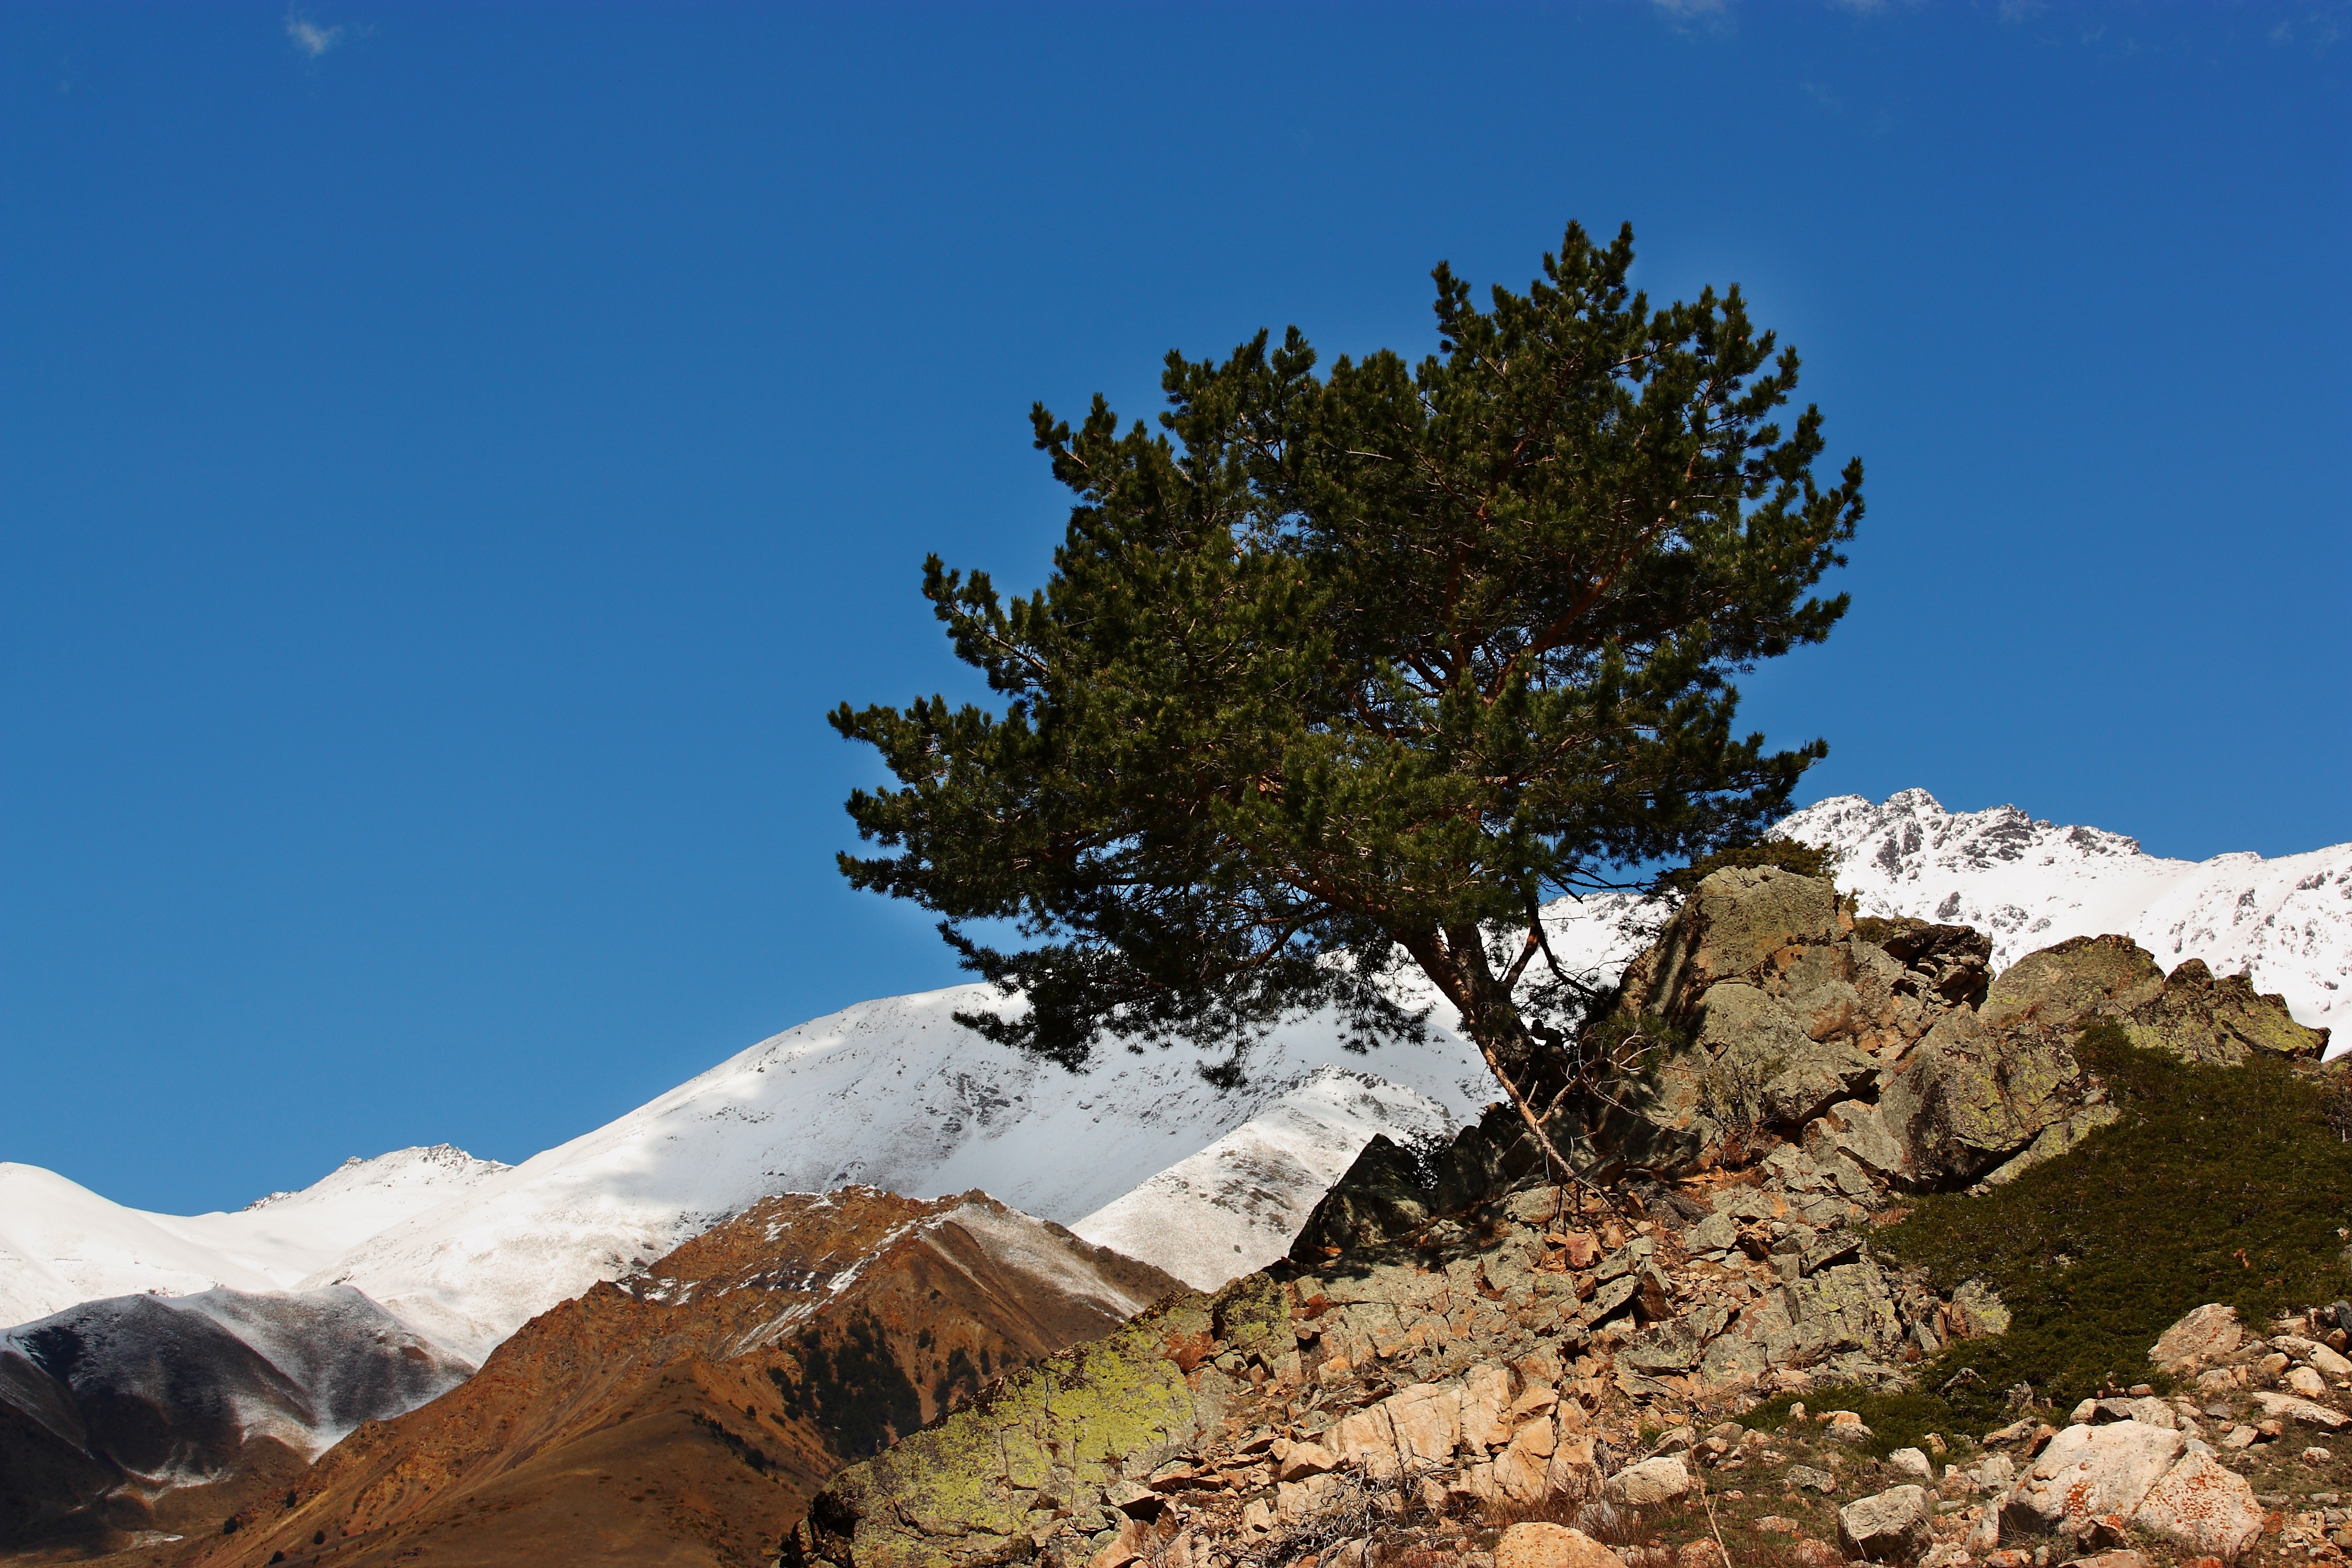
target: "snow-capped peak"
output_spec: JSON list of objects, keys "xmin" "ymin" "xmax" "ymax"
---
[
  {"xmin": 1776, "ymin": 790, "xmax": 2348, "ymax": 1047},
  {"xmin": 0, "ymin": 1145, "xmax": 508, "ymax": 1332}
]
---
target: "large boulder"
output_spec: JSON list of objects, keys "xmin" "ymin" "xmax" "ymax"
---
[
  {"xmin": 1837, "ymin": 1484, "xmax": 1932, "ymax": 1565},
  {"xmin": 2129, "ymin": 1451, "xmax": 2265, "ymax": 1562},
  {"xmin": 1603, "ymin": 1455, "xmax": 1691, "ymax": 1505},
  {"xmin": 1876, "ymin": 1006, "xmax": 2090, "ymax": 1188},
  {"xmin": 2001, "ymin": 1420, "xmax": 2186, "ymax": 1536},
  {"xmin": 1698, "ymin": 984, "xmax": 1879, "ymax": 1131},
  {"xmin": 1496, "ymin": 1524, "xmax": 1629, "ymax": 1568},
  {"xmin": 1979, "ymin": 935, "xmax": 2165, "ymax": 1033},
  {"xmin": 2149, "ymin": 1304, "xmax": 2244, "ymax": 1375},
  {"xmin": 1616, "ymin": 867, "xmax": 1840, "ymax": 1021}
]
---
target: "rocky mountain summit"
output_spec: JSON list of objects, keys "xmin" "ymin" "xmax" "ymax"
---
[{"xmin": 797, "ymin": 868, "xmax": 2346, "ymax": 1568}]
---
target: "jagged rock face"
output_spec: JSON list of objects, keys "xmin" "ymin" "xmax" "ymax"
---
[
  {"xmin": 0, "ymin": 1287, "xmax": 471, "ymax": 1558},
  {"xmin": 1581, "ymin": 869, "xmax": 1997, "ymax": 1181},
  {"xmin": 166, "ymin": 1189, "xmax": 1181, "ymax": 1568}
]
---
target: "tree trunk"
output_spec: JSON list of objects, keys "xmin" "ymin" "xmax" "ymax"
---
[{"xmin": 1423, "ymin": 924, "xmax": 1581, "ymax": 1181}]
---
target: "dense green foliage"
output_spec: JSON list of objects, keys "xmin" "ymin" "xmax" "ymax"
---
[
  {"xmin": 1747, "ymin": 1028, "xmax": 2352, "ymax": 1450},
  {"xmin": 832, "ymin": 222, "xmax": 1863, "ymax": 1123}
]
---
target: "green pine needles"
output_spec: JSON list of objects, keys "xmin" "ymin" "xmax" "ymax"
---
[{"xmin": 830, "ymin": 222, "xmax": 1864, "ymax": 1144}]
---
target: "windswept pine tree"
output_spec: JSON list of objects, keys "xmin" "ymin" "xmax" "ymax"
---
[{"xmin": 831, "ymin": 222, "xmax": 1864, "ymax": 1161}]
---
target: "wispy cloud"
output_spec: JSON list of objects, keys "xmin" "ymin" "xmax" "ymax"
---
[
  {"xmin": 1649, "ymin": 0, "xmax": 1729, "ymax": 17},
  {"xmin": 286, "ymin": 9, "xmax": 343, "ymax": 58}
]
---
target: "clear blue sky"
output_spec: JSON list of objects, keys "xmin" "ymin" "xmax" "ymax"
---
[{"xmin": 4, "ymin": 3, "xmax": 2345, "ymax": 1215}]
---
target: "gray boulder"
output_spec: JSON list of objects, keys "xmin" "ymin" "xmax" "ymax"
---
[
  {"xmin": 1699, "ymin": 983, "xmax": 1879, "ymax": 1130},
  {"xmin": 1837, "ymin": 1484, "xmax": 1931, "ymax": 1564},
  {"xmin": 1876, "ymin": 1006, "xmax": 2087, "ymax": 1188},
  {"xmin": 1615, "ymin": 867, "xmax": 1839, "ymax": 1022}
]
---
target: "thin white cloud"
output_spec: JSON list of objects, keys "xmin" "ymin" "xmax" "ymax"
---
[
  {"xmin": 1649, "ymin": 0, "xmax": 1728, "ymax": 15},
  {"xmin": 286, "ymin": 9, "xmax": 342, "ymax": 58}
]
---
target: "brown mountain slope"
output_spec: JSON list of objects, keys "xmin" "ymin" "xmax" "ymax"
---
[{"xmin": 143, "ymin": 1187, "xmax": 1179, "ymax": 1568}]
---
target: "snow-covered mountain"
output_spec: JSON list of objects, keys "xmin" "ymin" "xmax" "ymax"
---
[
  {"xmin": 1777, "ymin": 790, "xmax": 2347, "ymax": 1052},
  {"xmin": 3, "ymin": 1284, "xmax": 472, "ymax": 1465},
  {"xmin": 0, "ymin": 1145, "xmax": 507, "ymax": 1331},
  {"xmin": 297, "ymin": 987, "xmax": 1496, "ymax": 1362}
]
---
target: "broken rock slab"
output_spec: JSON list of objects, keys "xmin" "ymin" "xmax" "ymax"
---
[{"xmin": 2248, "ymin": 1390, "xmax": 2348, "ymax": 1430}]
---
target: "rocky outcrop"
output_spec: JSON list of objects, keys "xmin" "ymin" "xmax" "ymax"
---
[
  {"xmin": 802, "ymin": 1142, "xmax": 2000, "ymax": 1568},
  {"xmin": 1300, "ymin": 867, "xmax": 2322, "ymax": 1246},
  {"xmin": 168, "ymin": 1189, "xmax": 1180, "ymax": 1568}
]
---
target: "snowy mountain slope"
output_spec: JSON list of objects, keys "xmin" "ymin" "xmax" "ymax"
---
[
  {"xmin": 0, "ymin": 1146, "xmax": 507, "ymax": 1331},
  {"xmin": 1776, "ymin": 790, "xmax": 2348, "ymax": 1055},
  {"xmin": 300, "ymin": 985, "xmax": 1497, "ymax": 1363},
  {"xmin": 1068, "ymin": 1066, "xmax": 1464, "ymax": 1292}
]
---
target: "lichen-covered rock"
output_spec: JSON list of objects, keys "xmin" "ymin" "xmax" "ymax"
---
[
  {"xmin": 1978, "ymin": 934, "xmax": 2165, "ymax": 1034},
  {"xmin": 1617, "ymin": 867, "xmax": 1841, "ymax": 1022},
  {"xmin": 2001, "ymin": 1420, "xmax": 2186, "ymax": 1537},
  {"xmin": 2128, "ymin": 1450, "xmax": 2264, "ymax": 1561},
  {"xmin": 1803, "ymin": 1101, "xmax": 1910, "ymax": 1180},
  {"xmin": 1698, "ymin": 984, "xmax": 1879, "ymax": 1131},
  {"xmin": 1876, "ymin": 1007, "xmax": 2087, "ymax": 1188},
  {"xmin": 810, "ymin": 1288, "xmax": 1224, "ymax": 1568},
  {"xmin": 2124, "ymin": 959, "xmax": 2328, "ymax": 1064},
  {"xmin": 2148, "ymin": 1303, "xmax": 2244, "ymax": 1374}
]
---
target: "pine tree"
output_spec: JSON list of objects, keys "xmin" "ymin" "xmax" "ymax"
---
[{"xmin": 831, "ymin": 222, "xmax": 1863, "ymax": 1162}]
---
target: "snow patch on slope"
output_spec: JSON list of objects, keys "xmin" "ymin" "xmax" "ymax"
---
[
  {"xmin": 0, "ymin": 1147, "xmax": 508, "ymax": 1332},
  {"xmin": 1777, "ymin": 790, "xmax": 2348, "ymax": 1056},
  {"xmin": 1070, "ymin": 1066, "xmax": 1461, "ymax": 1291}
]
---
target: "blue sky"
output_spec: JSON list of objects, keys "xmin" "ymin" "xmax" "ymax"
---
[{"xmin": 4, "ymin": 2, "xmax": 2345, "ymax": 1215}]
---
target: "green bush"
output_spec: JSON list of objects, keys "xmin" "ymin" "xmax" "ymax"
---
[{"xmin": 1745, "ymin": 1026, "xmax": 2352, "ymax": 1450}]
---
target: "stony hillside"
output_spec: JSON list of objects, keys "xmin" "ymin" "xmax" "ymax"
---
[
  {"xmin": 797, "ymin": 867, "xmax": 2347, "ymax": 1568},
  {"xmin": 100, "ymin": 1188, "xmax": 1183, "ymax": 1568}
]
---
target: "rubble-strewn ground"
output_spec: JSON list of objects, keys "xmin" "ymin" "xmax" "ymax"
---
[
  {"xmin": 801, "ymin": 869, "xmax": 2349, "ymax": 1568},
  {"xmin": 799, "ymin": 1165, "xmax": 2350, "ymax": 1568}
]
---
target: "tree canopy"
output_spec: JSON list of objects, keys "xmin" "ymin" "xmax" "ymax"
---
[{"xmin": 832, "ymin": 222, "xmax": 1863, "ymax": 1152}]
